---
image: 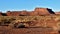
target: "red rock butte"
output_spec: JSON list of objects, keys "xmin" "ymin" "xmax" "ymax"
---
[{"xmin": 0, "ymin": 7, "xmax": 55, "ymax": 16}]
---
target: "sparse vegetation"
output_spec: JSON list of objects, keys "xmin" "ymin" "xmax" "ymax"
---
[
  {"xmin": 0, "ymin": 15, "xmax": 59, "ymax": 28},
  {"xmin": 0, "ymin": 15, "xmax": 59, "ymax": 34}
]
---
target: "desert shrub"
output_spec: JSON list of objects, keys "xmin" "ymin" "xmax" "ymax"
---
[
  {"xmin": 0, "ymin": 16, "xmax": 16, "ymax": 26},
  {"xmin": 0, "ymin": 18, "xmax": 10, "ymax": 25},
  {"xmin": 14, "ymin": 23, "xmax": 25, "ymax": 28}
]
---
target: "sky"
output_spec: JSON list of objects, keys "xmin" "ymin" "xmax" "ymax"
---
[{"xmin": 0, "ymin": 0, "xmax": 60, "ymax": 12}]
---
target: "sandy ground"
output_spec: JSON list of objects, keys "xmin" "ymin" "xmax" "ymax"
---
[{"xmin": 0, "ymin": 26, "xmax": 58, "ymax": 34}]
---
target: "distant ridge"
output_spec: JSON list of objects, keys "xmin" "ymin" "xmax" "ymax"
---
[{"xmin": 0, "ymin": 7, "xmax": 57, "ymax": 16}]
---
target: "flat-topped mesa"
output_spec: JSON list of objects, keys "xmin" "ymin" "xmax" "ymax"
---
[{"xmin": 34, "ymin": 8, "xmax": 55, "ymax": 15}]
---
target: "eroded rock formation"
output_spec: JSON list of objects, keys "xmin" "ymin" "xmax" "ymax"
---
[{"xmin": 0, "ymin": 7, "xmax": 55, "ymax": 16}]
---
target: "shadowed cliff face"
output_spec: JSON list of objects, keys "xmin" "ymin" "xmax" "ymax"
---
[
  {"xmin": 47, "ymin": 8, "xmax": 55, "ymax": 14},
  {"xmin": 1, "ymin": 13, "xmax": 7, "ymax": 16},
  {"xmin": 0, "ymin": 8, "xmax": 55, "ymax": 16}
]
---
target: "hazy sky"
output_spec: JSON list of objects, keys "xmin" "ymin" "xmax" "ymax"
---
[{"xmin": 0, "ymin": 0, "xmax": 60, "ymax": 12}]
